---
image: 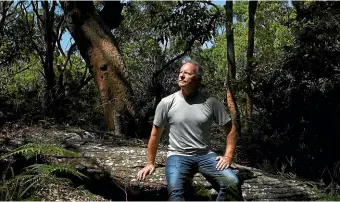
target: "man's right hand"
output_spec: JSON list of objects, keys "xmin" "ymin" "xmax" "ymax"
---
[{"xmin": 137, "ymin": 164, "xmax": 156, "ymax": 181}]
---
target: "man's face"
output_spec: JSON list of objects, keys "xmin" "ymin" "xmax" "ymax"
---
[{"xmin": 178, "ymin": 63, "xmax": 198, "ymax": 89}]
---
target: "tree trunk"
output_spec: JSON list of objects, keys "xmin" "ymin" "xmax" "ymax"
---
[
  {"xmin": 42, "ymin": 1, "xmax": 57, "ymax": 113},
  {"xmin": 244, "ymin": 1, "xmax": 258, "ymax": 134},
  {"xmin": 225, "ymin": 0, "xmax": 242, "ymax": 135},
  {"xmin": 42, "ymin": 1, "xmax": 56, "ymax": 89},
  {"xmin": 61, "ymin": 2, "xmax": 136, "ymax": 136}
]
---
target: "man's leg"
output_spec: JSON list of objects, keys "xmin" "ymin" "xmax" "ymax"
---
[
  {"xmin": 197, "ymin": 153, "xmax": 243, "ymax": 201},
  {"xmin": 165, "ymin": 155, "xmax": 196, "ymax": 201}
]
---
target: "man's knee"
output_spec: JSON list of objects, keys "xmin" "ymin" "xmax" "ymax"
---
[
  {"xmin": 167, "ymin": 177, "xmax": 187, "ymax": 201},
  {"xmin": 218, "ymin": 171, "xmax": 243, "ymax": 200},
  {"xmin": 167, "ymin": 176, "xmax": 184, "ymax": 189},
  {"xmin": 221, "ymin": 169, "xmax": 239, "ymax": 183},
  {"xmin": 218, "ymin": 170, "xmax": 241, "ymax": 192},
  {"xmin": 220, "ymin": 175, "xmax": 239, "ymax": 190},
  {"xmin": 167, "ymin": 184, "xmax": 184, "ymax": 195}
]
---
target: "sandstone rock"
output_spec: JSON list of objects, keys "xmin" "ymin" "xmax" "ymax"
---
[
  {"xmin": 1, "ymin": 125, "xmax": 320, "ymax": 201},
  {"xmin": 78, "ymin": 143, "xmax": 319, "ymax": 201}
]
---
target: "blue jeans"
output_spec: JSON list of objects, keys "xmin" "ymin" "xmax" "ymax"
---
[{"xmin": 165, "ymin": 153, "xmax": 243, "ymax": 201}]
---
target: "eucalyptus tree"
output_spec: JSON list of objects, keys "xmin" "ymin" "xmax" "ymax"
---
[{"xmin": 62, "ymin": 1, "xmax": 220, "ymax": 136}]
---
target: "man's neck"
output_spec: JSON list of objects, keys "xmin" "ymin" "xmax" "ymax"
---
[{"xmin": 180, "ymin": 88, "xmax": 199, "ymax": 98}]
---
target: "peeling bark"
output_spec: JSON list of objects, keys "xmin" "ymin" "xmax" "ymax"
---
[{"xmin": 61, "ymin": 2, "xmax": 136, "ymax": 135}]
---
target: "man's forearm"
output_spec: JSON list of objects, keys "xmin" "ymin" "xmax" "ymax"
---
[
  {"xmin": 147, "ymin": 125, "xmax": 163, "ymax": 165},
  {"xmin": 147, "ymin": 135, "xmax": 160, "ymax": 165}
]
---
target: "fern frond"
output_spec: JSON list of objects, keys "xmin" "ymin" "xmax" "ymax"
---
[
  {"xmin": 5, "ymin": 175, "xmax": 38, "ymax": 185},
  {"xmin": 1, "ymin": 172, "xmax": 41, "ymax": 200},
  {"xmin": 0, "ymin": 144, "xmax": 87, "ymax": 200},
  {"xmin": 17, "ymin": 179, "xmax": 39, "ymax": 199},
  {"xmin": 0, "ymin": 143, "xmax": 80, "ymax": 160},
  {"xmin": 44, "ymin": 175, "xmax": 72, "ymax": 185},
  {"xmin": 26, "ymin": 164, "xmax": 88, "ymax": 180}
]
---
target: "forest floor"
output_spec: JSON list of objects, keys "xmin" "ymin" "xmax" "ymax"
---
[{"xmin": 0, "ymin": 122, "xmax": 324, "ymax": 201}]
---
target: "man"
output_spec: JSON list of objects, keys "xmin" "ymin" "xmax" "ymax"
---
[{"xmin": 137, "ymin": 61, "xmax": 242, "ymax": 201}]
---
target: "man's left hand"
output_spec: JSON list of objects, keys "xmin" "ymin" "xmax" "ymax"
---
[{"xmin": 216, "ymin": 156, "xmax": 232, "ymax": 170}]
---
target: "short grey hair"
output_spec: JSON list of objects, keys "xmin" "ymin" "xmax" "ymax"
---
[{"xmin": 182, "ymin": 58, "xmax": 203, "ymax": 81}]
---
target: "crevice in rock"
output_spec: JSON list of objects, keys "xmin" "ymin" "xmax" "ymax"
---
[
  {"xmin": 70, "ymin": 167, "xmax": 216, "ymax": 201},
  {"xmin": 69, "ymin": 168, "xmax": 128, "ymax": 200}
]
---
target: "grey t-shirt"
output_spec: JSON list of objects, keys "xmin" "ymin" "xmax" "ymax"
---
[{"xmin": 153, "ymin": 91, "xmax": 231, "ymax": 156}]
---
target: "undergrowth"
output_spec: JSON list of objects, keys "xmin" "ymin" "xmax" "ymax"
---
[{"xmin": 0, "ymin": 143, "xmax": 88, "ymax": 200}]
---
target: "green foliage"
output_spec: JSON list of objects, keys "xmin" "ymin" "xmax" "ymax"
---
[
  {"xmin": 251, "ymin": 1, "xmax": 340, "ymax": 184},
  {"xmin": 76, "ymin": 185, "xmax": 97, "ymax": 201},
  {"xmin": 210, "ymin": 1, "xmax": 295, "ymax": 71},
  {"xmin": 0, "ymin": 143, "xmax": 80, "ymax": 160},
  {"xmin": 193, "ymin": 48, "xmax": 227, "ymax": 101},
  {"xmin": 194, "ymin": 186, "xmax": 213, "ymax": 201},
  {"xmin": 319, "ymin": 194, "xmax": 340, "ymax": 201},
  {"xmin": 116, "ymin": 1, "xmax": 220, "ymax": 135},
  {"xmin": 0, "ymin": 143, "xmax": 88, "ymax": 200},
  {"xmin": 0, "ymin": 168, "xmax": 37, "ymax": 201},
  {"xmin": 195, "ymin": 1, "xmax": 296, "ymax": 117},
  {"xmin": 118, "ymin": 1, "xmax": 218, "ymax": 82},
  {"xmin": 155, "ymin": 1, "xmax": 219, "ymax": 46},
  {"xmin": 0, "ymin": 1, "xmax": 96, "ymax": 125},
  {"xmin": 0, "ymin": 2, "xmax": 33, "ymax": 67},
  {"xmin": 2, "ymin": 1, "xmax": 340, "ymax": 194},
  {"xmin": 0, "ymin": 55, "xmax": 42, "ymax": 96},
  {"xmin": 26, "ymin": 163, "xmax": 88, "ymax": 180},
  {"xmin": 253, "ymin": 1, "xmax": 295, "ymax": 63}
]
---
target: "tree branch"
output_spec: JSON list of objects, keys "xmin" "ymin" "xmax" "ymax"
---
[
  {"xmin": 39, "ymin": 69, "xmax": 46, "ymax": 79},
  {"xmin": 56, "ymin": 16, "xmax": 66, "ymax": 57},
  {"xmin": 152, "ymin": 8, "xmax": 220, "ymax": 80},
  {"xmin": 62, "ymin": 43, "xmax": 77, "ymax": 70},
  {"xmin": 75, "ymin": 75, "xmax": 93, "ymax": 93},
  {"xmin": 203, "ymin": 0, "xmax": 221, "ymax": 12},
  {"xmin": 32, "ymin": 1, "xmax": 43, "ymax": 24},
  {"xmin": 20, "ymin": 2, "xmax": 44, "ymax": 64},
  {"xmin": 57, "ymin": 38, "xmax": 66, "ymax": 57},
  {"xmin": 12, "ymin": 66, "xmax": 31, "ymax": 76},
  {"xmin": 100, "ymin": 2, "xmax": 125, "ymax": 30},
  {"xmin": 0, "ymin": 2, "xmax": 14, "ymax": 31},
  {"xmin": 50, "ymin": 1, "xmax": 57, "ymax": 51}
]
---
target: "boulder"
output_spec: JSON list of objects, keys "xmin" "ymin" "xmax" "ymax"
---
[
  {"xmin": 78, "ymin": 143, "xmax": 319, "ymax": 201},
  {"xmin": 1, "ymin": 125, "xmax": 320, "ymax": 201}
]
